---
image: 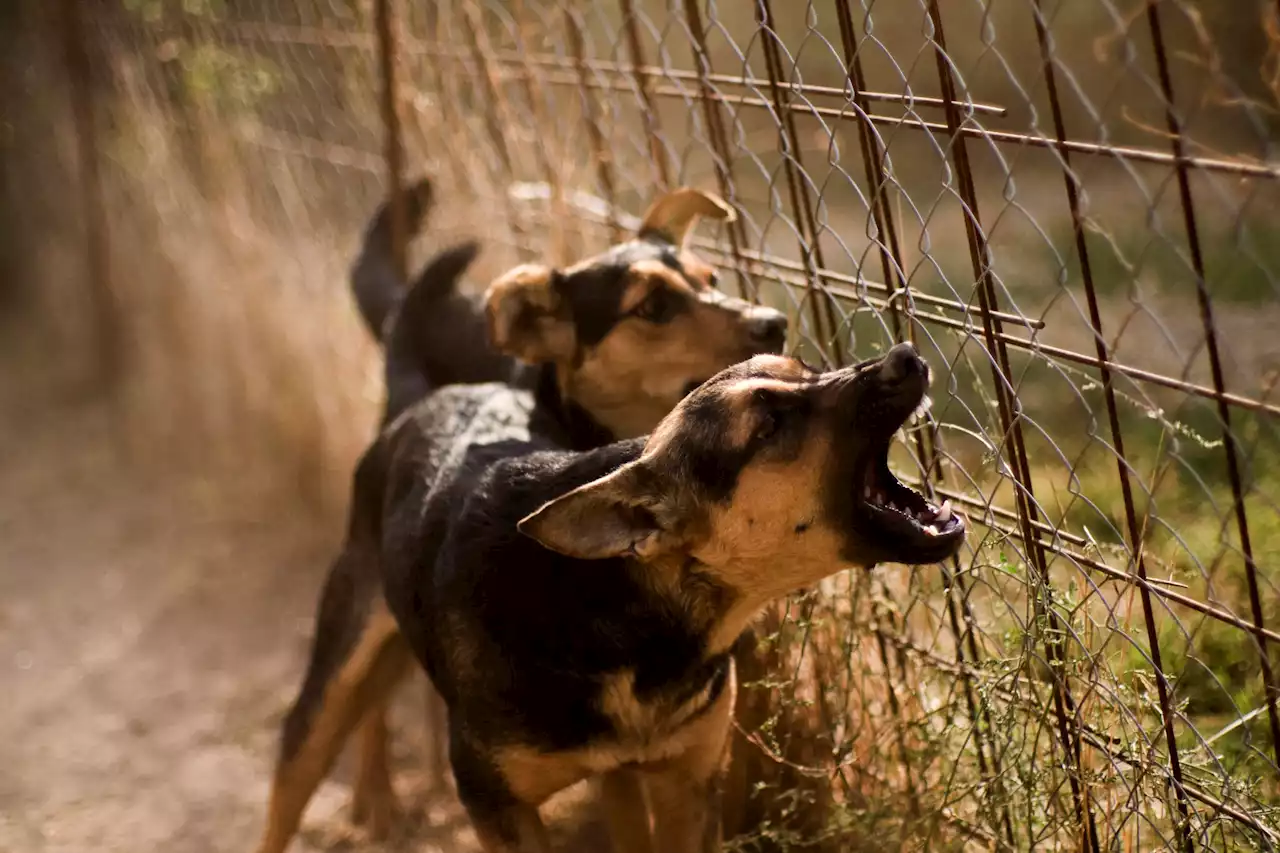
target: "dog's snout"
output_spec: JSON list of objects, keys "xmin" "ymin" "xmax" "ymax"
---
[
  {"xmin": 745, "ymin": 307, "xmax": 788, "ymax": 351},
  {"xmin": 879, "ymin": 342, "xmax": 924, "ymax": 384}
]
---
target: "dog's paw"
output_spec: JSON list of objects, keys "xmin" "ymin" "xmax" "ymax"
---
[{"xmin": 350, "ymin": 778, "xmax": 403, "ymax": 841}]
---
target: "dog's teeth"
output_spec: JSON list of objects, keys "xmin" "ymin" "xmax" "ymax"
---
[
  {"xmin": 936, "ymin": 500, "xmax": 952, "ymax": 523},
  {"xmin": 914, "ymin": 395, "xmax": 933, "ymax": 419},
  {"xmin": 924, "ymin": 523, "xmax": 939, "ymax": 536}
]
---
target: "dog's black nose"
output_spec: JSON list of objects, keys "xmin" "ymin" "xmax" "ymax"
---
[
  {"xmin": 746, "ymin": 307, "xmax": 788, "ymax": 350},
  {"xmin": 879, "ymin": 341, "xmax": 924, "ymax": 383}
]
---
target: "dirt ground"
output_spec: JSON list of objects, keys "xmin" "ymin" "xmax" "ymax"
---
[{"xmin": 0, "ymin": 324, "xmax": 603, "ymax": 853}]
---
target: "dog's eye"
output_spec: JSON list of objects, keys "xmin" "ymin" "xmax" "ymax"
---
[
  {"xmin": 751, "ymin": 389, "xmax": 809, "ymax": 446},
  {"xmin": 752, "ymin": 389, "xmax": 790, "ymax": 442},
  {"xmin": 707, "ymin": 270, "xmax": 720, "ymax": 288},
  {"xmin": 632, "ymin": 287, "xmax": 677, "ymax": 324},
  {"xmin": 755, "ymin": 410, "xmax": 780, "ymax": 443}
]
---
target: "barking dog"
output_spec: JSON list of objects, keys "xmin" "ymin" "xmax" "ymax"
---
[
  {"xmin": 267, "ymin": 341, "xmax": 964, "ymax": 853},
  {"xmin": 395, "ymin": 345, "xmax": 959, "ymax": 852},
  {"xmin": 254, "ymin": 185, "xmax": 788, "ymax": 853}
]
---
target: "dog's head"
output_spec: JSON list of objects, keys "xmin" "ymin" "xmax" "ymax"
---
[
  {"xmin": 520, "ymin": 344, "xmax": 965, "ymax": 634},
  {"xmin": 484, "ymin": 188, "xmax": 788, "ymax": 439}
]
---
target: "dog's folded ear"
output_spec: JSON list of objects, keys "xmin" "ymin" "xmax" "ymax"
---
[
  {"xmin": 518, "ymin": 463, "xmax": 676, "ymax": 560},
  {"xmin": 484, "ymin": 263, "xmax": 576, "ymax": 364},
  {"xmin": 638, "ymin": 188, "xmax": 736, "ymax": 247}
]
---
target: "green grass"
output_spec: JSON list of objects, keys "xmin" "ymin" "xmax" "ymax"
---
[{"xmin": 1047, "ymin": 215, "xmax": 1280, "ymax": 306}]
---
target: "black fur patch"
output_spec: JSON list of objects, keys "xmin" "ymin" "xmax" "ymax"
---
[
  {"xmin": 530, "ymin": 364, "xmax": 617, "ymax": 451},
  {"xmin": 558, "ymin": 240, "xmax": 692, "ymax": 348},
  {"xmin": 667, "ymin": 391, "xmax": 750, "ymax": 503},
  {"xmin": 448, "ymin": 739, "xmax": 521, "ymax": 835}
]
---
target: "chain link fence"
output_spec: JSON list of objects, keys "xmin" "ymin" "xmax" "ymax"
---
[{"xmin": 22, "ymin": 0, "xmax": 1280, "ymax": 849}]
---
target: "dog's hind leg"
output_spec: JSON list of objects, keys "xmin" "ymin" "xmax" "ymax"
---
[
  {"xmin": 349, "ymin": 705, "xmax": 399, "ymax": 839},
  {"xmin": 423, "ymin": 682, "xmax": 451, "ymax": 790},
  {"xmin": 351, "ymin": 677, "xmax": 451, "ymax": 836},
  {"xmin": 255, "ymin": 562, "xmax": 412, "ymax": 853}
]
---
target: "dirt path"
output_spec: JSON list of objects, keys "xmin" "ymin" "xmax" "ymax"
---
[{"xmin": 0, "ymin": 330, "xmax": 603, "ymax": 853}]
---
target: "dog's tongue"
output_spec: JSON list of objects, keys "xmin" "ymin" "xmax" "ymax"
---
[{"xmin": 936, "ymin": 500, "xmax": 952, "ymax": 523}]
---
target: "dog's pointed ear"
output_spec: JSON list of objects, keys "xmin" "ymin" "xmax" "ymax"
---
[
  {"xmin": 638, "ymin": 188, "xmax": 736, "ymax": 247},
  {"xmin": 484, "ymin": 264, "xmax": 576, "ymax": 364},
  {"xmin": 518, "ymin": 462, "xmax": 677, "ymax": 560}
]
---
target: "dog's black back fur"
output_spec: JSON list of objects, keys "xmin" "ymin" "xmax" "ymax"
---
[{"xmin": 371, "ymin": 386, "xmax": 737, "ymax": 806}]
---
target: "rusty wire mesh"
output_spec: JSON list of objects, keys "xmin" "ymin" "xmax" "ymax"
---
[{"xmin": 43, "ymin": 0, "xmax": 1280, "ymax": 849}]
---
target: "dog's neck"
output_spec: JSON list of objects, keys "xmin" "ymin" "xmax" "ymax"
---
[
  {"xmin": 531, "ymin": 364, "xmax": 618, "ymax": 451},
  {"xmin": 546, "ymin": 357, "xmax": 678, "ymax": 442},
  {"xmin": 641, "ymin": 551, "xmax": 838, "ymax": 661},
  {"xmin": 634, "ymin": 553, "xmax": 756, "ymax": 664},
  {"xmin": 560, "ymin": 376, "xmax": 673, "ymax": 442}
]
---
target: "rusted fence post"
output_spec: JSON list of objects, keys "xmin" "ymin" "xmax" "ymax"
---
[
  {"xmin": 60, "ymin": 0, "xmax": 121, "ymax": 387},
  {"xmin": 376, "ymin": 0, "xmax": 408, "ymax": 287}
]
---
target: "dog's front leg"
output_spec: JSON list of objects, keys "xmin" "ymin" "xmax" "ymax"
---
[
  {"xmin": 601, "ymin": 767, "xmax": 654, "ymax": 853},
  {"xmin": 470, "ymin": 805, "xmax": 553, "ymax": 853},
  {"xmin": 645, "ymin": 675, "xmax": 735, "ymax": 853},
  {"xmin": 645, "ymin": 763, "xmax": 724, "ymax": 853},
  {"xmin": 451, "ymin": 739, "xmax": 554, "ymax": 853}
]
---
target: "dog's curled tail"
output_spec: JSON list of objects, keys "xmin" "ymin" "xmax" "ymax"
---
[
  {"xmin": 382, "ymin": 240, "xmax": 487, "ymax": 422},
  {"xmin": 350, "ymin": 177, "xmax": 435, "ymax": 342}
]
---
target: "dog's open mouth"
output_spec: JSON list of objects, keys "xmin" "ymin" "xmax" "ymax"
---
[
  {"xmin": 853, "ymin": 437, "xmax": 965, "ymax": 560},
  {"xmin": 860, "ymin": 449, "xmax": 961, "ymax": 534},
  {"xmin": 835, "ymin": 343, "xmax": 964, "ymax": 561}
]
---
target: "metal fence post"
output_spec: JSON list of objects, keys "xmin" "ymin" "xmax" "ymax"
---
[
  {"xmin": 376, "ymin": 0, "xmax": 407, "ymax": 287},
  {"xmin": 60, "ymin": 0, "xmax": 121, "ymax": 387}
]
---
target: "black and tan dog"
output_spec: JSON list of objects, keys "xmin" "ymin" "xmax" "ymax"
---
[
  {"xmin": 349, "ymin": 178, "xmax": 785, "ymax": 432},
  {"xmin": 255, "ymin": 185, "xmax": 788, "ymax": 853},
  {"xmin": 274, "ymin": 342, "xmax": 964, "ymax": 853}
]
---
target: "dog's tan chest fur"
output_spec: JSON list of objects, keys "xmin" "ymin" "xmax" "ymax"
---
[
  {"xmin": 598, "ymin": 668, "xmax": 722, "ymax": 746},
  {"xmin": 494, "ymin": 665, "xmax": 736, "ymax": 806}
]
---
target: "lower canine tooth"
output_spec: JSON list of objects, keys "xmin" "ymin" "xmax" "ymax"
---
[
  {"xmin": 936, "ymin": 500, "xmax": 953, "ymax": 523},
  {"xmin": 924, "ymin": 524, "xmax": 939, "ymax": 536}
]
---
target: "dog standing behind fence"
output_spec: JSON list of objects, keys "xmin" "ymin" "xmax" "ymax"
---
[
  {"xmin": 254, "ymin": 184, "xmax": 790, "ymax": 852},
  {"xmin": 274, "ymin": 342, "xmax": 964, "ymax": 852}
]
